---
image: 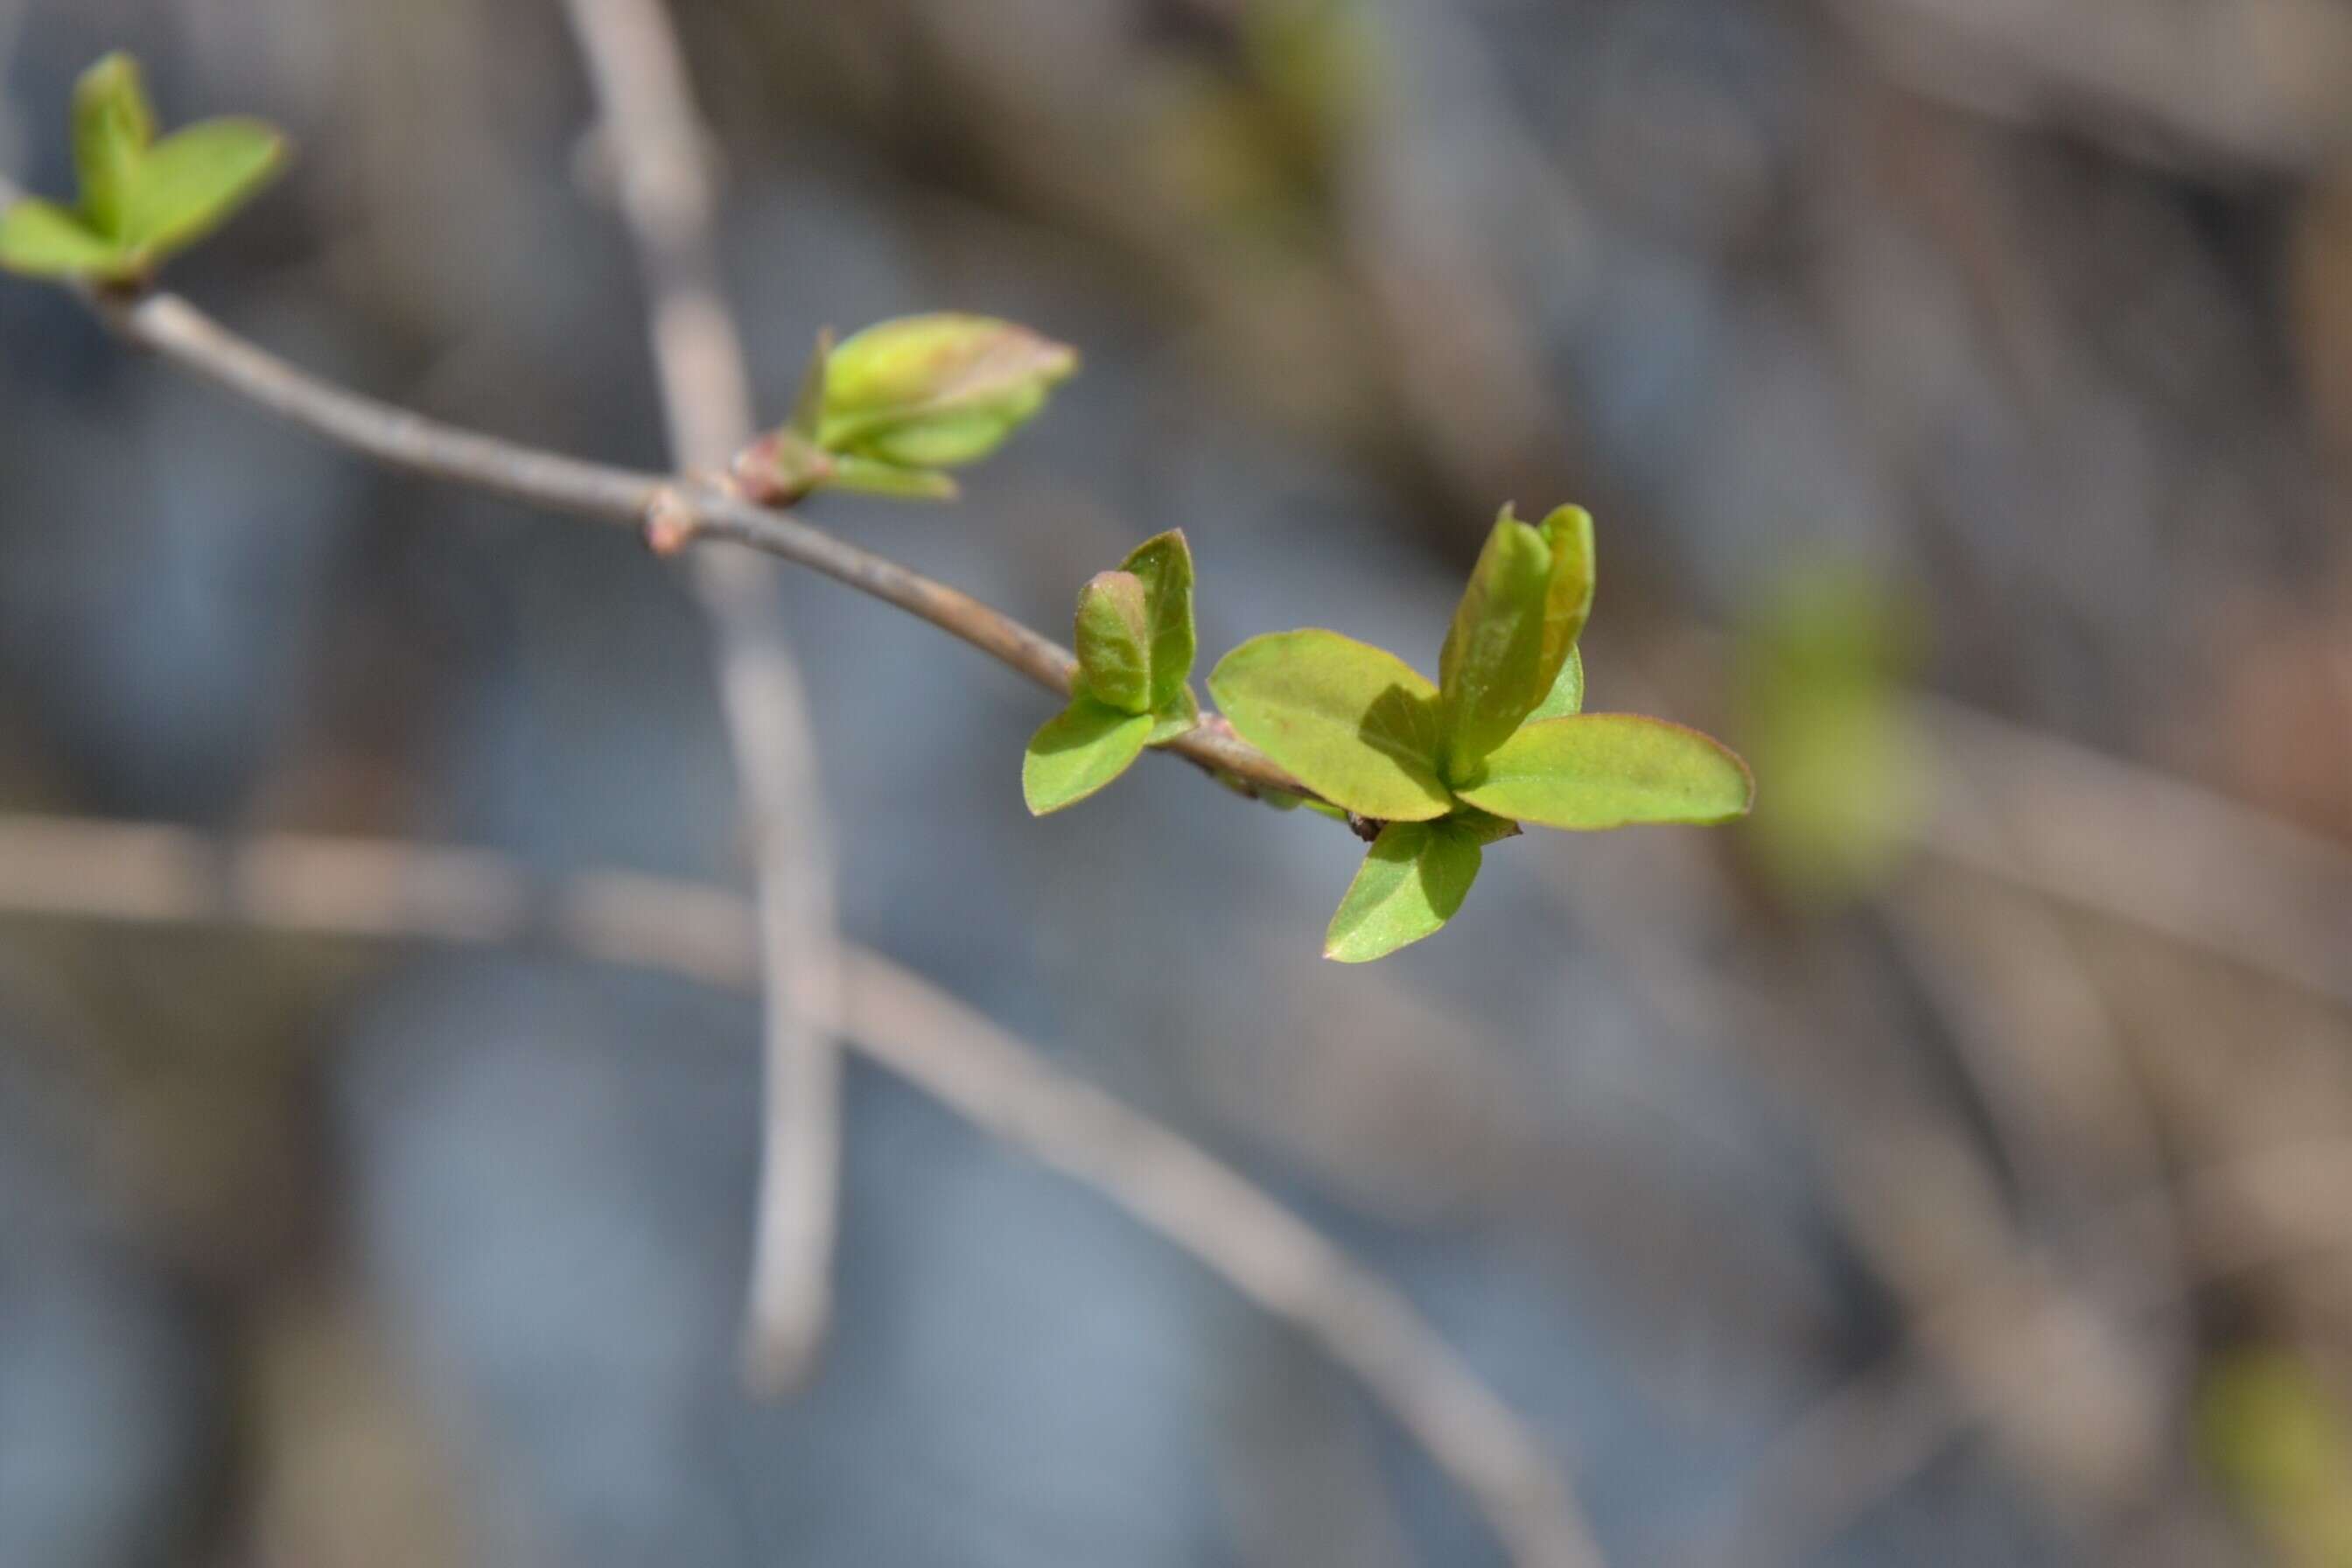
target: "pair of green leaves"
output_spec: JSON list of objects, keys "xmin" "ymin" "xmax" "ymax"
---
[
  {"xmin": 736, "ymin": 313, "xmax": 1080, "ymax": 504},
  {"xmin": 0, "ymin": 54, "xmax": 286, "ymax": 283},
  {"xmin": 1023, "ymin": 532, "xmax": 1200, "ymax": 812},
  {"xmin": 1208, "ymin": 505, "xmax": 1753, "ymax": 960}
]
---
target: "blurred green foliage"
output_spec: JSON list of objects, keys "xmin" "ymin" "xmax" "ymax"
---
[
  {"xmin": 1736, "ymin": 561, "xmax": 1927, "ymax": 906},
  {"xmin": 2201, "ymin": 1348, "xmax": 2352, "ymax": 1566}
]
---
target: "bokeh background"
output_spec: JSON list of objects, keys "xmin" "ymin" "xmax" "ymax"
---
[{"xmin": 6, "ymin": 0, "xmax": 2352, "ymax": 1563}]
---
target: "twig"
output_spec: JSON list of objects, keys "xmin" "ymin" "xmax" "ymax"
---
[
  {"xmin": 110, "ymin": 282, "xmax": 1294, "ymax": 791},
  {"xmin": 562, "ymin": 0, "xmax": 839, "ymax": 1393},
  {"xmin": 0, "ymin": 808, "xmax": 1605, "ymax": 1568},
  {"xmin": 845, "ymin": 953, "xmax": 1606, "ymax": 1568},
  {"xmin": 0, "ymin": 172, "xmax": 1306, "ymax": 803}
]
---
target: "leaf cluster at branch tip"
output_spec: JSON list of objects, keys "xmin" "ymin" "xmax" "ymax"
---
[
  {"xmin": 1023, "ymin": 530, "xmax": 1200, "ymax": 814},
  {"xmin": 0, "ymin": 53, "xmax": 285, "ymax": 283},
  {"xmin": 736, "ymin": 313, "xmax": 1078, "ymax": 504},
  {"xmin": 1201, "ymin": 504, "xmax": 1753, "ymax": 960}
]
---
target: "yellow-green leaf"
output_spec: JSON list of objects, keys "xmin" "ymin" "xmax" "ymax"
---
[
  {"xmin": 73, "ymin": 52, "xmax": 153, "ymax": 239},
  {"xmin": 1536, "ymin": 504, "xmax": 1595, "ymax": 686},
  {"xmin": 1323, "ymin": 817, "xmax": 1485, "ymax": 962},
  {"xmin": 1120, "ymin": 530, "xmax": 1196, "ymax": 714},
  {"xmin": 1527, "ymin": 647, "xmax": 1584, "ymax": 722},
  {"xmin": 818, "ymin": 453, "xmax": 959, "ymax": 500},
  {"xmin": 1022, "ymin": 696, "xmax": 1153, "ymax": 815},
  {"xmin": 1146, "ymin": 684, "xmax": 1200, "ymax": 745},
  {"xmin": 1438, "ymin": 508, "xmax": 1555, "ymax": 778},
  {"xmin": 821, "ymin": 313, "xmax": 1077, "ymax": 469},
  {"xmin": 122, "ymin": 117, "xmax": 286, "ymax": 256},
  {"xmin": 1446, "ymin": 806, "xmax": 1523, "ymax": 846},
  {"xmin": 0, "ymin": 199, "xmax": 128, "ymax": 278},
  {"xmin": 1074, "ymin": 570, "xmax": 1152, "ymax": 714},
  {"xmin": 1208, "ymin": 629, "xmax": 1452, "ymax": 822},
  {"xmin": 1455, "ymin": 713, "xmax": 1753, "ymax": 830}
]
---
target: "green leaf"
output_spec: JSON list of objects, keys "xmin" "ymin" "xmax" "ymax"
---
[
  {"xmin": 1536, "ymin": 504, "xmax": 1596, "ymax": 686},
  {"xmin": 816, "ymin": 452, "xmax": 959, "ymax": 500},
  {"xmin": 1119, "ymin": 530, "xmax": 1196, "ymax": 713},
  {"xmin": 1208, "ymin": 630, "xmax": 1452, "ymax": 822},
  {"xmin": 17, "ymin": 54, "xmax": 288, "ymax": 280},
  {"xmin": 0, "ymin": 199, "xmax": 128, "ymax": 278},
  {"xmin": 853, "ymin": 407, "xmax": 1031, "ymax": 468},
  {"xmin": 1022, "ymin": 696, "xmax": 1153, "ymax": 814},
  {"xmin": 73, "ymin": 52, "xmax": 154, "ymax": 240},
  {"xmin": 121, "ymin": 117, "xmax": 285, "ymax": 257},
  {"xmin": 1527, "ymin": 646, "xmax": 1584, "ymax": 722},
  {"xmin": 1074, "ymin": 570, "xmax": 1152, "ymax": 713},
  {"xmin": 1323, "ymin": 817, "xmax": 1486, "ymax": 962},
  {"xmin": 1146, "ymin": 684, "xmax": 1200, "ymax": 745},
  {"xmin": 1446, "ymin": 806, "xmax": 1523, "ymax": 846},
  {"xmin": 1455, "ymin": 713, "xmax": 1754, "ymax": 830},
  {"xmin": 820, "ymin": 313, "xmax": 1077, "ymax": 469},
  {"xmin": 1438, "ymin": 508, "xmax": 1555, "ymax": 776}
]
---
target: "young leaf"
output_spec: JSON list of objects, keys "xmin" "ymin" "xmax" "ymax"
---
[
  {"xmin": 1438, "ymin": 508, "xmax": 1555, "ymax": 777},
  {"xmin": 1454, "ymin": 713, "xmax": 1754, "ymax": 830},
  {"xmin": 818, "ymin": 452, "xmax": 960, "ymax": 500},
  {"xmin": 122, "ymin": 117, "xmax": 285, "ymax": 256},
  {"xmin": 820, "ymin": 313, "xmax": 1077, "ymax": 469},
  {"xmin": 1445, "ymin": 806, "xmax": 1524, "ymax": 847},
  {"xmin": 1023, "ymin": 696, "xmax": 1155, "ymax": 815},
  {"xmin": 1536, "ymin": 504, "xmax": 1595, "ymax": 683},
  {"xmin": 1119, "ymin": 530, "xmax": 1196, "ymax": 714},
  {"xmin": 0, "ymin": 200, "xmax": 125, "ymax": 278},
  {"xmin": 1527, "ymin": 647, "xmax": 1584, "ymax": 722},
  {"xmin": 732, "ymin": 332, "xmax": 841, "ymax": 503},
  {"xmin": 1323, "ymin": 817, "xmax": 1485, "ymax": 962},
  {"xmin": 1074, "ymin": 570, "xmax": 1152, "ymax": 713},
  {"xmin": 1208, "ymin": 630, "xmax": 1452, "ymax": 822},
  {"xmin": 1146, "ymin": 684, "xmax": 1200, "ymax": 745},
  {"xmin": 73, "ymin": 52, "xmax": 154, "ymax": 240},
  {"xmin": 849, "ymin": 407, "xmax": 1029, "ymax": 469}
]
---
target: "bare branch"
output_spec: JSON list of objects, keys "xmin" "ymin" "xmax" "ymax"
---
[
  {"xmin": 0, "ymin": 808, "xmax": 1604, "ymax": 1568},
  {"xmin": 562, "ymin": 0, "xmax": 840, "ymax": 1394}
]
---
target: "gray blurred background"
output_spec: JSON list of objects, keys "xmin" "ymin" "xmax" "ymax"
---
[{"xmin": 5, "ymin": 0, "xmax": 2352, "ymax": 1563}]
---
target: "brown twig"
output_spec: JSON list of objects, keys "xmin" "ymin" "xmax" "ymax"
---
[
  {"xmin": 0, "ymin": 808, "xmax": 1604, "ymax": 1568},
  {"xmin": 562, "ymin": 0, "xmax": 841, "ymax": 1394},
  {"xmin": 101, "ymin": 284, "xmax": 1298, "ymax": 791}
]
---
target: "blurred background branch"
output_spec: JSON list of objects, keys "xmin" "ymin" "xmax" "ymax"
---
[
  {"xmin": 0, "ymin": 806, "xmax": 1601, "ymax": 1568},
  {"xmin": 561, "ymin": 0, "xmax": 845, "ymax": 1395}
]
